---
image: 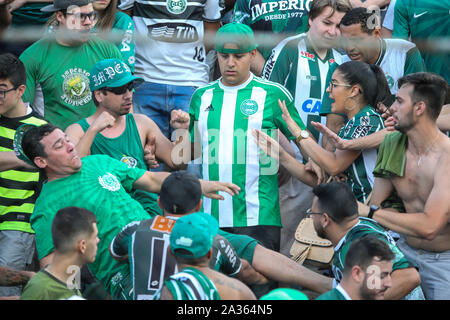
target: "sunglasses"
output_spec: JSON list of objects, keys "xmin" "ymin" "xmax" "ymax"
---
[
  {"xmin": 65, "ymin": 11, "xmax": 98, "ymax": 22},
  {"xmin": 102, "ymin": 82, "xmax": 134, "ymax": 95}
]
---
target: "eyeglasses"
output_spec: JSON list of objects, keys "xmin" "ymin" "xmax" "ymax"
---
[
  {"xmin": 329, "ymin": 81, "xmax": 352, "ymax": 90},
  {"xmin": 65, "ymin": 11, "xmax": 98, "ymax": 22},
  {"xmin": 0, "ymin": 85, "xmax": 19, "ymax": 99},
  {"xmin": 102, "ymin": 82, "xmax": 134, "ymax": 95},
  {"xmin": 306, "ymin": 208, "xmax": 324, "ymax": 218}
]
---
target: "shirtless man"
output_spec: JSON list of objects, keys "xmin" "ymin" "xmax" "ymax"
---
[{"xmin": 358, "ymin": 72, "xmax": 450, "ymax": 300}]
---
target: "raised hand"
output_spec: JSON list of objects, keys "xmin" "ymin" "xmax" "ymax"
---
[
  {"xmin": 377, "ymin": 102, "xmax": 396, "ymax": 131},
  {"xmin": 252, "ymin": 129, "xmax": 282, "ymax": 161},
  {"xmin": 91, "ymin": 111, "xmax": 115, "ymax": 133},
  {"xmin": 170, "ymin": 109, "xmax": 190, "ymax": 130},
  {"xmin": 311, "ymin": 121, "xmax": 349, "ymax": 150},
  {"xmin": 144, "ymin": 135, "xmax": 159, "ymax": 169},
  {"xmin": 200, "ymin": 180, "xmax": 241, "ymax": 200},
  {"xmin": 278, "ymin": 99, "xmax": 302, "ymax": 138}
]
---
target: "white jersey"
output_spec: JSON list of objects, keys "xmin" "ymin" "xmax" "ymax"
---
[
  {"xmin": 119, "ymin": 0, "xmax": 222, "ymax": 86},
  {"xmin": 262, "ymin": 33, "xmax": 346, "ymax": 159}
]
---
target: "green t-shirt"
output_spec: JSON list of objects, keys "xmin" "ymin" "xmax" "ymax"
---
[
  {"xmin": 393, "ymin": 0, "xmax": 450, "ymax": 83},
  {"xmin": 92, "ymin": 11, "xmax": 136, "ymax": 72},
  {"xmin": 315, "ymin": 287, "xmax": 348, "ymax": 300},
  {"xmin": 19, "ymin": 35, "xmax": 123, "ymax": 130},
  {"xmin": 77, "ymin": 114, "xmax": 161, "ymax": 216},
  {"xmin": 232, "ymin": 0, "xmax": 310, "ymax": 59},
  {"xmin": 11, "ymin": 3, "xmax": 53, "ymax": 26},
  {"xmin": 337, "ymin": 106, "xmax": 384, "ymax": 202},
  {"xmin": 21, "ymin": 270, "xmax": 82, "ymax": 300},
  {"xmin": 189, "ymin": 73, "xmax": 305, "ymax": 228},
  {"xmin": 31, "ymin": 155, "xmax": 152, "ymax": 294}
]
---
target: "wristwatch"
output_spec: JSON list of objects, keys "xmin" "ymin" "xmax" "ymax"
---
[
  {"xmin": 368, "ymin": 204, "xmax": 380, "ymax": 219},
  {"xmin": 295, "ymin": 130, "xmax": 310, "ymax": 143}
]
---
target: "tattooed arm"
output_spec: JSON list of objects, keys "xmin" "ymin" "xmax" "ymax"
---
[{"xmin": 0, "ymin": 266, "xmax": 35, "ymax": 286}]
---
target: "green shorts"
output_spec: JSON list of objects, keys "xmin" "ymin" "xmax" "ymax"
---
[{"xmin": 218, "ymin": 230, "xmax": 259, "ymax": 265}]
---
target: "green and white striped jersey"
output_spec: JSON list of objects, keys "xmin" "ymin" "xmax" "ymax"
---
[
  {"xmin": 189, "ymin": 73, "xmax": 305, "ymax": 228},
  {"xmin": 154, "ymin": 267, "xmax": 221, "ymax": 300},
  {"xmin": 320, "ymin": 38, "xmax": 426, "ymax": 116},
  {"xmin": 261, "ymin": 33, "xmax": 347, "ymax": 152},
  {"xmin": 393, "ymin": 0, "xmax": 450, "ymax": 83},
  {"xmin": 338, "ymin": 106, "xmax": 384, "ymax": 202}
]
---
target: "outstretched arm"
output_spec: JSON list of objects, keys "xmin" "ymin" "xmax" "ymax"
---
[{"xmin": 0, "ymin": 266, "xmax": 34, "ymax": 287}]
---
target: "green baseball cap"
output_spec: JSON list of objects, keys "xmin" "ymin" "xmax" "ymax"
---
[
  {"xmin": 170, "ymin": 212, "xmax": 219, "ymax": 259},
  {"xmin": 89, "ymin": 59, "xmax": 143, "ymax": 92},
  {"xmin": 13, "ymin": 123, "xmax": 40, "ymax": 167},
  {"xmin": 260, "ymin": 288, "xmax": 309, "ymax": 300},
  {"xmin": 215, "ymin": 23, "xmax": 258, "ymax": 54}
]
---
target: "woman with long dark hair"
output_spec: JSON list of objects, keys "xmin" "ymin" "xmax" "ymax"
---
[{"xmin": 255, "ymin": 60, "xmax": 393, "ymax": 202}]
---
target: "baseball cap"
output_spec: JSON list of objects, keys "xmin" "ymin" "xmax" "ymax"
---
[
  {"xmin": 215, "ymin": 23, "xmax": 258, "ymax": 54},
  {"xmin": 260, "ymin": 288, "xmax": 309, "ymax": 300},
  {"xmin": 13, "ymin": 123, "xmax": 39, "ymax": 167},
  {"xmin": 89, "ymin": 58, "xmax": 143, "ymax": 92},
  {"xmin": 41, "ymin": 0, "xmax": 95, "ymax": 12},
  {"xmin": 159, "ymin": 171, "xmax": 202, "ymax": 215},
  {"xmin": 170, "ymin": 212, "xmax": 219, "ymax": 259}
]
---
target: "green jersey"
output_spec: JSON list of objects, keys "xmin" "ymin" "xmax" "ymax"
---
[
  {"xmin": 31, "ymin": 155, "xmax": 151, "ymax": 295},
  {"xmin": 315, "ymin": 286, "xmax": 349, "ymax": 300},
  {"xmin": 262, "ymin": 33, "xmax": 346, "ymax": 147},
  {"xmin": 338, "ymin": 106, "xmax": 384, "ymax": 202},
  {"xmin": 155, "ymin": 267, "xmax": 221, "ymax": 300},
  {"xmin": 11, "ymin": 3, "xmax": 52, "ymax": 26},
  {"xmin": 189, "ymin": 73, "xmax": 305, "ymax": 228},
  {"xmin": 232, "ymin": 0, "xmax": 310, "ymax": 59},
  {"xmin": 320, "ymin": 38, "xmax": 426, "ymax": 116},
  {"xmin": 21, "ymin": 269, "xmax": 82, "ymax": 300},
  {"xmin": 0, "ymin": 109, "xmax": 47, "ymax": 233},
  {"xmin": 110, "ymin": 215, "xmax": 242, "ymax": 300},
  {"xmin": 393, "ymin": 0, "xmax": 450, "ymax": 83},
  {"xmin": 19, "ymin": 35, "xmax": 123, "ymax": 130},
  {"xmin": 77, "ymin": 114, "xmax": 161, "ymax": 216}
]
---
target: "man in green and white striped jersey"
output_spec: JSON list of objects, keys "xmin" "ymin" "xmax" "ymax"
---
[
  {"xmin": 262, "ymin": 0, "xmax": 352, "ymax": 147},
  {"xmin": 187, "ymin": 23, "xmax": 307, "ymax": 252}
]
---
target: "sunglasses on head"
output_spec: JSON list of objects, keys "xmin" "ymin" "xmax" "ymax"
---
[{"xmin": 102, "ymin": 82, "xmax": 134, "ymax": 95}]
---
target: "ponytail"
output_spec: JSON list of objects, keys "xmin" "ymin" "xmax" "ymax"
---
[
  {"xmin": 337, "ymin": 61, "xmax": 393, "ymax": 109},
  {"xmin": 369, "ymin": 64, "xmax": 393, "ymax": 108}
]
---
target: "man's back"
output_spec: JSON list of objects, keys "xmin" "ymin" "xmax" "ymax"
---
[{"xmin": 110, "ymin": 215, "xmax": 243, "ymax": 300}]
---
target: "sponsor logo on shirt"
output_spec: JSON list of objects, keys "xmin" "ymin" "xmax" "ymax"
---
[
  {"xmin": 98, "ymin": 172, "xmax": 121, "ymax": 192},
  {"xmin": 240, "ymin": 99, "xmax": 259, "ymax": 116},
  {"xmin": 120, "ymin": 156, "xmax": 138, "ymax": 168},
  {"xmin": 147, "ymin": 23, "xmax": 199, "ymax": 43},
  {"xmin": 166, "ymin": 0, "xmax": 187, "ymax": 15},
  {"xmin": 413, "ymin": 11, "xmax": 428, "ymax": 19},
  {"xmin": 61, "ymin": 68, "xmax": 91, "ymax": 106},
  {"xmin": 205, "ymin": 104, "xmax": 214, "ymax": 112},
  {"xmin": 249, "ymin": 0, "xmax": 312, "ymax": 20},
  {"xmin": 301, "ymin": 98, "xmax": 321, "ymax": 114},
  {"xmin": 351, "ymin": 116, "xmax": 373, "ymax": 139},
  {"xmin": 300, "ymin": 51, "xmax": 315, "ymax": 61},
  {"xmin": 385, "ymin": 73, "xmax": 395, "ymax": 89}
]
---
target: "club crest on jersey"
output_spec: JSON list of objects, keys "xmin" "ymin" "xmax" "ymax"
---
[
  {"xmin": 61, "ymin": 68, "xmax": 91, "ymax": 106},
  {"xmin": 300, "ymin": 51, "xmax": 315, "ymax": 61},
  {"xmin": 166, "ymin": 0, "xmax": 187, "ymax": 14},
  {"xmin": 120, "ymin": 156, "xmax": 138, "ymax": 168},
  {"xmin": 98, "ymin": 172, "xmax": 121, "ymax": 192},
  {"xmin": 240, "ymin": 99, "xmax": 258, "ymax": 116}
]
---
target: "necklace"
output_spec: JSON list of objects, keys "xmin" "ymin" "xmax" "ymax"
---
[{"xmin": 417, "ymin": 131, "xmax": 440, "ymax": 167}]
